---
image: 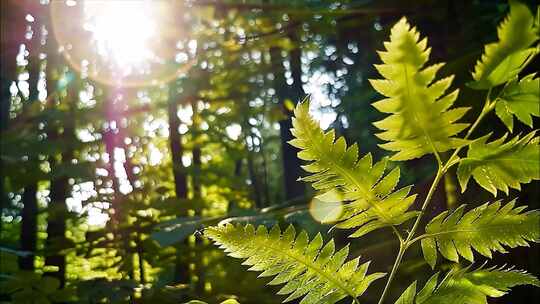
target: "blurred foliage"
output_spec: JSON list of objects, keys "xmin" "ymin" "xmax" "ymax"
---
[{"xmin": 0, "ymin": 0, "xmax": 538, "ymax": 303}]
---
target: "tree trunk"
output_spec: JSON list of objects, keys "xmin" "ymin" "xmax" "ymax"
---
[
  {"xmin": 19, "ymin": 184, "xmax": 38, "ymax": 270},
  {"xmin": 0, "ymin": 0, "xmax": 26, "ymax": 234},
  {"xmin": 167, "ymin": 83, "xmax": 190, "ymax": 284},
  {"xmin": 19, "ymin": 14, "xmax": 42, "ymax": 269},
  {"xmin": 191, "ymin": 100, "xmax": 202, "ymax": 201},
  {"xmin": 189, "ymin": 99, "xmax": 206, "ymax": 294},
  {"xmin": 269, "ymin": 37, "xmax": 305, "ymax": 203},
  {"xmin": 245, "ymin": 134, "xmax": 263, "ymax": 208},
  {"xmin": 45, "ymin": 83, "xmax": 76, "ymax": 288},
  {"xmin": 228, "ymin": 159, "xmax": 243, "ymax": 211},
  {"xmin": 45, "ymin": 165, "xmax": 69, "ymax": 284},
  {"xmin": 242, "ymin": 123, "xmax": 264, "ymax": 208},
  {"xmin": 288, "ymin": 31, "xmax": 306, "ymax": 104},
  {"xmin": 168, "ymin": 87, "xmax": 188, "ymax": 200},
  {"xmin": 0, "ymin": 0, "xmax": 24, "ymax": 127},
  {"xmin": 42, "ymin": 11, "xmax": 71, "ymax": 286},
  {"xmin": 258, "ymin": 134, "xmax": 271, "ymax": 207},
  {"xmin": 45, "ymin": 164, "xmax": 69, "ymax": 284}
]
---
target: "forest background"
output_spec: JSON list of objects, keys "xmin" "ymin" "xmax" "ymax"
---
[{"xmin": 0, "ymin": 0, "xmax": 538, "ymax": 303}]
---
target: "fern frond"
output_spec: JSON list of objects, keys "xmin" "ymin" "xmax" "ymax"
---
[
  {"xmin": 420, "ymin": 201, "xmax": 540, "ymax": 268},
  {"xmin": 370, "ymin": 18, "xmax": 470, "ymax": 161},
  {"xmin": 495, "ymin": 73, "xmax": 539, "ymax": 131},
  {"xmin": 457, "ymin": 131, "xmax": 539, "ymax": 196},
  {"xmin": 289, "ymin": 102, "xmax": 418, "ymax": 238},
  {"xmin": 205, "ymin": 223, "xmax": 385, "ymax": 304},
  {"xmin": 469, "ymin": 0, "xmax": 538, "ymax": 89},
  {"xmin": 396, "ymin": 265, "xmax": 540, "ymax": 304}
]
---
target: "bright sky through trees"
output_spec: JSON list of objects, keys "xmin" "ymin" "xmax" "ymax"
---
[
  {"xmin": 1, "ymin": 0, "xmax": 538, "ymax": 303},
  {"xmin": 82, "ymin": 0, "xmax": 159, "ymax": 74}
]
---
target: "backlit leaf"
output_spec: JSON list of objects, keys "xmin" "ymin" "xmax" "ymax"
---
[
  {"xmin": 290, "ymin": 101, "xmax": 418, "ymax": 238},
  {"xmin": 370, "ymin": 18, "xmax": 470, "ymax": 160},
  {"xmin": 457, "ymin": 131, "xmax": 539, "ymax": 196},
  {"xmin": 468, "ymin": 0, "xmax": 538, "ymax": 89},
  {"xmin": 206, "ymin": 223, "xmax": 385, "ymax": 304},
  {"xmin": 421, "ymin": 201, "xmax": 539, "ymax": 268}
]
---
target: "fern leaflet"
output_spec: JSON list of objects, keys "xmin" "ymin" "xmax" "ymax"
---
[
  {"xmin": 420, "ymin": 201, "xmax": 540, "ymax": 268},
  {"xmin": 205, "ymin": 223, "xmax": 385, "ymax": 304},
  {"xmin": 495, "ymin": 73, "xmax": 539, "ymax": 131},
  {"xmin": 457, "ymin": 131, "xmax": 539, "ymax": 196},
  {"xmin": 469, "ymin": 0, "xmax": 538, "ymax": 89},
  {"xmin": 396, "ymin": 265, "xmax": 540, "ymax": 304},
  {"xmin": 370, "ymin": 17, "xmax": 470, "ymax": 160},
  {"xmin": 289, "ymin": 102, "xmax": 418, "ymax": 238}
]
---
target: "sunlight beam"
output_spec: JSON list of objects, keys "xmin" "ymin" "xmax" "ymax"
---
[{"xmin": 83, "ymin": 0, "xmax": 159, "ymax": 74}]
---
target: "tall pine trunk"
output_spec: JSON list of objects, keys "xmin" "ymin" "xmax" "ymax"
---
[
  {"xmin": 19, "ymin": 184, "xmax": 38, "ymax": 270},
  {"xmin": 269, "ymin": 38, "xmax": 305, "ymax": 203},
  {"xmin": 189, "ymin": 99, "xmax": 205, "ymax": 294},
  {"xmin": 168, "ymin": 94, "xmax": 188, "ymax": 201},
  {"xmin": 0, "ymin": 0, "xmax": 26, "ymax": 234},
  {"xmin": 19, "ymin": 11, "xmax": 42, "ymax": 269},
  {"xmin": 191, "ymin": 99, "xmax": 202, "ymax": 201},
  {"xmin": 42, "ymin": 9, "xmax": 71, "ymax": 286},
  {"xmin": 45, "ymin": 82, "xmax": 76, "ymax": 287},
  {"xmin": 243, "ymin": 126, "xmax": 263, "ymax": 208},
  {"xmin": 167, "ymin": 82, "xmax": 190, "ymax": 284}
]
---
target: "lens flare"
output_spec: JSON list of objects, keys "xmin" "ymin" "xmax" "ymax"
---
[
  {"xmin": 83, "ymin": 1, "xmax": 157, "ymax": 73},
  {"xmin": 309, "ymin": 198, "xmax": 343, "ymax": 224},
  {"xmin": 49, "ymin": 0, "xmax": 192, "ymax": 87}
]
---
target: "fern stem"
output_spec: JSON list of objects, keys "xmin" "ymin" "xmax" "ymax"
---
[
  {"xmin": 377, "ymin": 169, "xmax": 445, "ymax": 304},
  {"xmin": 377, "ymin": 89, "xmax": 495, "ymax": 304},
  {"xmin": 391, "ymin": 225, "xmax": 404, "ymax": 243},
  {"xmin": 442, "ymin": 88, "xmax": 494, "ymax": 173},
  {"xmin": 407, "ymin": 169, "xmax": 445, "ymax": 239},
  {"xmin": 376, "ymin": 244, "xmax": 406, "ymax": 304},
  {"xmin": 465, "ymin": 89, "xmax": 494, "ymax": 139}
]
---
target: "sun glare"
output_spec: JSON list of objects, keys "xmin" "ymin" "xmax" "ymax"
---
[
  {"xmin": 50, "ymin": 0, "xmax": 186, "ymax": 86},
  {"xmin": 83, "ymin": 0, "xmax": 159, "ymax": 74}
]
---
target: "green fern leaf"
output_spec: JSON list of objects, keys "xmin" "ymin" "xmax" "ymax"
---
[
  {"xmin": 205, "ymin": 223, "xmax": 385, "ymax": 304},
  {"xmin": 420, "ymin": 201, "xmax": 540, "ymax": 268},
  {"xmin": 457, "ymin": 131, "xmax": 539, "ymax": 196},
  {"xmin": 396, "ymin": 265, "xmax": 540, "ymax": 304},
  {"xmin": 495, "ymin": 73, "xmax": 539, "ymax": 131},
  {"xmin": 468, "ymin": 0, "xmax": 538, "ymax": 89},
  {"xmin": 289, "ymin": 102, "xmax": 418, "ymax": 238},
  {"xmin": 370, "ymin": 17, "xmax": 470, "ymax": 160}
]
